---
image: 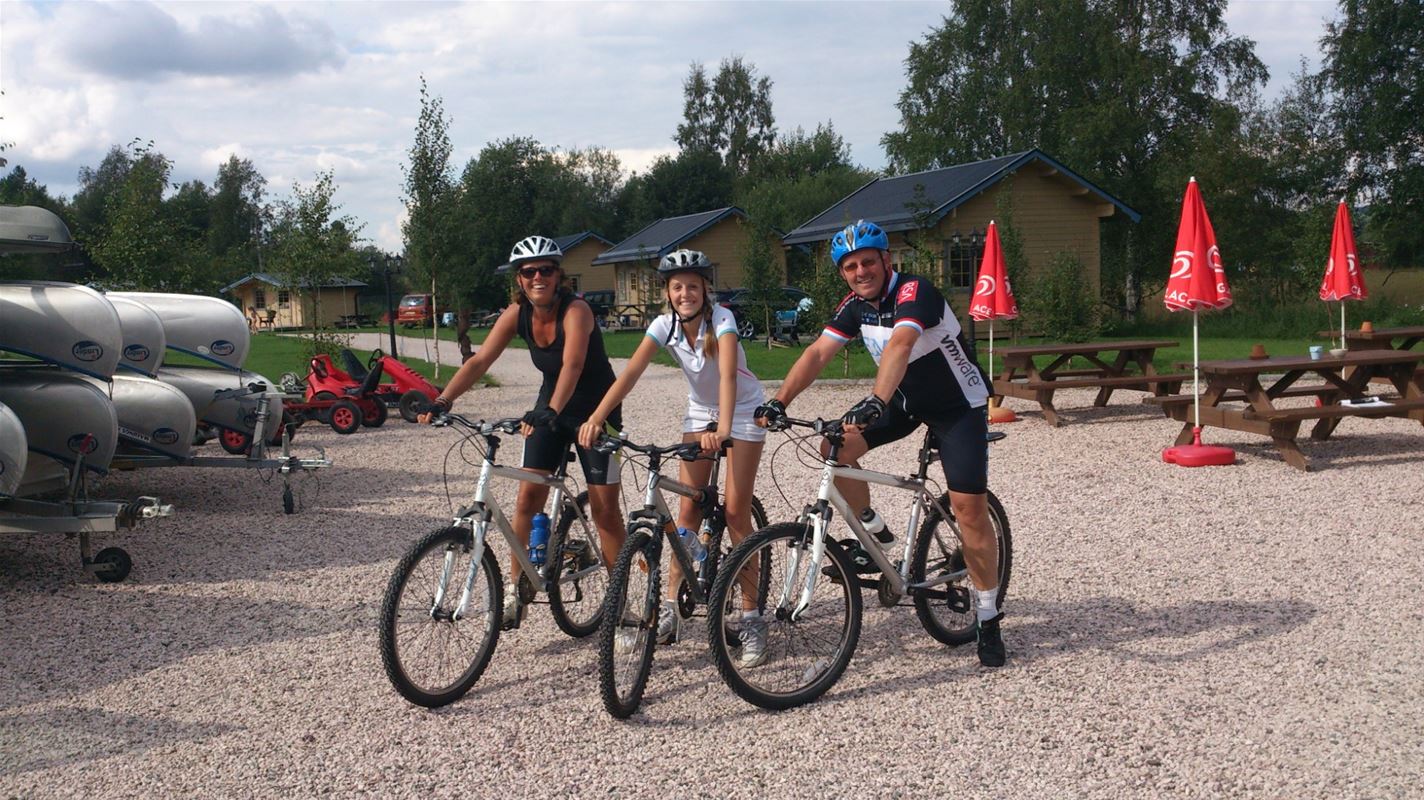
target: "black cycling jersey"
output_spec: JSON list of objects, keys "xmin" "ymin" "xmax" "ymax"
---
[
  {"xmin": 517, "ymin": 290, "xmax": 621, "ymax": 428},
  {"xmin": 823, "ymin": 272, "xmax": 989, "ymax": 416}
]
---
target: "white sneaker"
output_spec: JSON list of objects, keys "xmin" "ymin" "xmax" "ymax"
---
[
  {"xmin": 500, "ymin": 583, "xmax": 526, "ymax": 630},
  {"xmin": 614, "ymin": 624, "xmax": 640, "ymax": 655},
  {"xmin": 737, "ymin": 613, "xmax": 768, "ymax": 668},
  {"xmin": 655, "ymin": 600, "xmax": 680, "ymax": 645}
]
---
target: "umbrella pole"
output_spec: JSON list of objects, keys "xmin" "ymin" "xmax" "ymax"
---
[
  {"xmin": 1340, "ymin": 302, "xmax": 1346, "ymax": 350},
  {"xmin": 988, "ymin": 319, "xmax": 995, "ymax": 383},
  {"xmin": 1192, "ymin": 309, "xmax": 1201, "ymax": 436}
]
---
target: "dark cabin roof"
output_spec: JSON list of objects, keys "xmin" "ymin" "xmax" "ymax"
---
[
  {"xmin": 591, "ymin": 207, "xmax": 746, "ymax": 266},
  {"xmin": 782, "ymin": 149, "xmax": 1139, "ymax": 246},
  {"xmin": 220, "ymin": 272, "xmax": 368, "ymax": 293},
  {"xmin": 553, "ymin": 231, "xmax": 613, "ymax": 252}
]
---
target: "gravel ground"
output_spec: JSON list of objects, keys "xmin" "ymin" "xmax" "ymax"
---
[{"xmin": 3, "ymin": 333, "xmax": 1424, "ymax": 799}]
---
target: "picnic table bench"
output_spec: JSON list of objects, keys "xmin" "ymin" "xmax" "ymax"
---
[
  {"xmin": 334, "ymin": 313, "xmax": 373, "ymax": 329},
  {"xmin": 1146, "ymin": 349, "xmax": 1424, "ymax": 471},
  {"xmin": 993, "ymin": 339, "xmax": 1188, "ymax": 426}
]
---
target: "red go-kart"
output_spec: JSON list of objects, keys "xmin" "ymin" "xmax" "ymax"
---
[
  {"xmin": 339, "ymin": 349, "xmax": 442, "ymax": 423},
  {"xmin": 284, "ymin": 354, "xmax": 389, "ymax": 434}
]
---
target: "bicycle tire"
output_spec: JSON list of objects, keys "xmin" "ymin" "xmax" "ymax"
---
[
  {"xmin": 910, "ymin": 491, "xmax": 1012, "ymax": 646},
  {"xmin": 706, "ymin": 521, "xmax": 862, "ymax": 711},
  {"xmin": 547, "ymin": 490, "xmax": 607, "ymax": 637},
  {"xmin": 597, "ymin": 525, "xmax": 662, "ymax": 719},
  {"xmin": 378, "ymin": 526, "xmax": 502, "ymax": 708}
]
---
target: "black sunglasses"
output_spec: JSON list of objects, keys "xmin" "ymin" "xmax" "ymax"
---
[{"xmin": 518, "ymin": 265, "xmax": 559, "ymax": 279}]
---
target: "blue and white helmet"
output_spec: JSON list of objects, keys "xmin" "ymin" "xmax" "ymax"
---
[{"xmin": 830, "ymin": 219, "xmax": 889, "ymax": 267}]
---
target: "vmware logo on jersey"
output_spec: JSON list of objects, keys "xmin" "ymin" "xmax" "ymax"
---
[
  {"xmin": 153, "ymin": 428, "xmax": 181, "ymax": 446},
  {"xmin": 67, "ymin": 433, "xmax": 99, "ymax": 455},
  {"xmin": 124, "ymin": 344, "xmax": 151, "ymax": 362},
  {"xmin": 210, "ymin": 340, "xmax": 236, "ymax": 357},
  {"xmin": 72, "ymin": 341, "xmax": 104, "ymax": 362}
]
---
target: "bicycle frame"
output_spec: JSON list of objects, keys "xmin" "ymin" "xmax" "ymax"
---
[
  {"xmin": 439, "ymin": 423, "xmax": 600, "ymax": 621},
  {"xmin": 627, "ymin": 446, "xmax": 721, "ymax": 606},
  {"xmin": 782, "ymin": 427, "xmax": 958, "ymax": 620}
]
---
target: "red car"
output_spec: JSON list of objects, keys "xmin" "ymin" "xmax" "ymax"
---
[{"xmin": 395, "ymin": 294, "xmax": 450, "ymax": 328}]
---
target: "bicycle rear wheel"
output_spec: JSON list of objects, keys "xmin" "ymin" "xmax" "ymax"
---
[
  {"xmin": 378, "ymin": 526, "xmax": 502, "ymax": 708},
  {"xmin": 597, "ymin": 525, "xmax": 662, "ymax": 719},
  {"xmin": 910, "ymin": 491, "xmax": 1012, "ymax": 646},
  {"xmin": 547, "ymin": 491, "xmax": 607, "ymax": 637},
  {"xmin": 706, "ymin": 521, "xmax": 862, "ymax": 711}
]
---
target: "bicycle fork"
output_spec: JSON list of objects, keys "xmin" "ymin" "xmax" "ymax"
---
[{"xmin": 782, "ymin": 464, "xmax": 836, "ymax": 621}]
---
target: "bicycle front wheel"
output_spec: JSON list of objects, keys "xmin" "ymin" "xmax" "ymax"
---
[
  {"xmin": 597, "ymin": 525, "xmax": 662, "ymax": 719},
  {"xmin": 910, "ymin": 491, "xmax": 1013, "ymax": 646},
  {"xmin": 706, "ymin": 521, "xmax": 862, "ymax": 711},
  {"xmin": 547, "ymin": 491, "xmax": 607, "ymax": 637},
  {"xmin": 378, "ymin": 526, "xmax": 503, "ymax": 708}
]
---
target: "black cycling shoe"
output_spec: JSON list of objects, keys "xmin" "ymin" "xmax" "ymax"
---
[{"xmin": 977, "ymin": 613, "xmax": 1006, "ymax": 667}]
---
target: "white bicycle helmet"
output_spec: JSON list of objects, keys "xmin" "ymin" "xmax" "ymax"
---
[
  {"xmin": 657, "ymin": 249, "xmax": 713, "ymax": 279},
  {"xmin": 508, "ymin": 235, "xmax": 563, "ymax": 269}
]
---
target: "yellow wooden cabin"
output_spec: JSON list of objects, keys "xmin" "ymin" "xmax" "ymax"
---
[
  {"xmin": 783, "ymin": 149, "xmax": 1139, "ymax": 302},
  {"xmin": 590, "ymin": 207, "xmax": 787, "ymax": 326},
  {"xmin": 222, "ymin": 272, "xmax": 368, "ymax": 330}
]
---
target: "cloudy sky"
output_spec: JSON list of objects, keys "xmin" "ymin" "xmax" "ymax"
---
[{"xmin": 2, "ymin": 0, "xmax": 1339, "ymax": 250}]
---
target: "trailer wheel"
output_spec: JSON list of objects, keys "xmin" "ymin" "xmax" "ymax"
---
[
  {"xmin": 362, "ymin": 400, "xmax": 388, "ymax": 428},
  {"xmin": 219, "ymin": 428, "xmax": 251, "ymax": 455},
  {"xmin": 93, "ymin": 547, "xmax": 133, "ymax": 583},
  {"xmin": 329, "ymin": 400, "xmax": 362, "ymax": 434},
  {"xmin": 399, "ymin": 390, "xmax": 431, "ymax": 423}
]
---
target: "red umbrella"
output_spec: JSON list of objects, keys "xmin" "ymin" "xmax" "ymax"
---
[
  {"xmin": 1319, "ymin": 200, "xmax": 1366, "ymax": 346},
  {"xmin": 1162, "ymin": 178, "xmax": 1235, "ymax": 467},
  {"xmin": 1164, "ymin": 178, "xmax": 1232, "ymax": 312},
  {"xmin": 969, "ymin": 221, "xmax": 1019, "ymax": 422}
]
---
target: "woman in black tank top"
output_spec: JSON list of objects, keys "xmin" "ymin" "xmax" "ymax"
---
[{"xmin": 420, "ymin": 235, "xmax": 625, "ymax": 630}]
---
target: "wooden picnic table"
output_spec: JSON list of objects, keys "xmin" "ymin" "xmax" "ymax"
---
[
  {"xmin": 1317, "ymin": 325, "xmax": 1424, "ymax": 352},
  {"xmin": 993, "ymin": 339, "xmax": 1188, "ymax": 427},
  {"xmin": 334, "ymin": 313, "xmax": 373, "ymax": 329},
  {"xmin": 1146, "ymin": 349, "xmax": 1424, "ymax": 471}
]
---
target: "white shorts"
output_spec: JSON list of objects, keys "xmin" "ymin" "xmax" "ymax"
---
[{"xmin": 683, "ymin": 401, "xmax": 767, "ymax": 443}]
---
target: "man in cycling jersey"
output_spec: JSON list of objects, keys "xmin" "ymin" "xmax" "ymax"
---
[{"xmin": 755, "ymin": 219, "xmax": 1006, "ymax": 667}]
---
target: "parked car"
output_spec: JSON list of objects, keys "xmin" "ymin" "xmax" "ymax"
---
[
  {"xmin": 395, "ymin": 294, "xmax": 449, "ymax": 328},
  {"xmin": 577, "ymin": 289, "xmax": 614, "ymax": 325},
  {"xmin": 714, "ymin": 287, "xmax": 812, "ymax": 339}
]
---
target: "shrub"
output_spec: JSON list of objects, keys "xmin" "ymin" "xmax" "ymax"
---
[{"xmin": 1027, "ymin": 252, "xmax": 1099, "ymax": 341}]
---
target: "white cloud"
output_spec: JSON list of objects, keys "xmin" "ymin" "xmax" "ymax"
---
[{"xmin": 2, "ymin": 0, "xmax": 1335, "ymax": 250}]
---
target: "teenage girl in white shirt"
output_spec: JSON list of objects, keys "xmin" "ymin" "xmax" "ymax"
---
[{"xmin": 578, "ymin": 250, "xmax": 767, "ymax": 662}]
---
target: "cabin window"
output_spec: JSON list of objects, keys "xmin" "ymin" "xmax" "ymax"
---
[
  {"xmin": 254, "ymin": 288, "xmax": 267, "ymax": 308},
  {"xmin": 278, "ymin": 290, "xmax": 291, "ymax": 307},
  {"xmin": 567, "ymin": 274, "xmax": 580, "ymax": 293}
]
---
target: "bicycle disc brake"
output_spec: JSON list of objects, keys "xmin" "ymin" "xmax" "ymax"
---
[{"xmin": 676, "ymin": 579, "xmax": 695, "ymax": 618}]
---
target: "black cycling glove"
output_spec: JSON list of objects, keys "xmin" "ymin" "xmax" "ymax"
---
[
  {"xmin": 754, "ymin": 398, "xmax": 787, "ymax": 426},
  {"xmin": 842, "ymin": 394, "xmax": 887, "ymax": 427},
  {"xmin": 521, "ymin": 407, "xmax": 558, "ymax": 429}
]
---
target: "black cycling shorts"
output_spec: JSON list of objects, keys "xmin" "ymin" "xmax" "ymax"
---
[
  {"xmin": 861, "ymin": 401, "xmax": 988, "ymax": 494},
  {"xmin": 521, "ymin": 417, "xmax": 621, "ymax": 486}
]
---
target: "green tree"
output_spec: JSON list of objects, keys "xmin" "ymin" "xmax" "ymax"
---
[
  {"xmin": 401, "ymin": 77, "xmax": 467, "ymax": 354},
  {"xmin": 674, "ymin": 57, "xmax": 776, "ymax": 175},
  {"xmin": 739, "ymin": 221, "xmax": 783, "ymax": 348},
  {"xmin": 1323, "ymin": 0, "xmax": 1424, "ymax": 269},
  {"xmin": 883, "ymin": 0, "xmax": 1267, "ymax": 316},
  {"xmin": 267, "ymin": 170, "xmax": 364, "ymax": 350},
  {"xmin": 88, "ymin": 139, "xmax": 177, "ymax": 289},
  {"xmin": 207, "ymin": 155, "xmax": 268, "ymax": 283},
  {"xmin": 620, "ymin": 149, "xmax": 735, "ymax": 232}
]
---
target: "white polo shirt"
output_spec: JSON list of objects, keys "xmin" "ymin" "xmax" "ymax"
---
[{"xmin": 645, "ymin": 306, "xmax": 764, "ymax": 414}]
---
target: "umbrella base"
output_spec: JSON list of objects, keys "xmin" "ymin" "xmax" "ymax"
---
[
  {"xmin": 1162, "ymin": 428, "xmax": 1235, "ymax": 467},
  {"xmin": 987, "ymin": 400, "xmax": 1017, "ymax": 424}
]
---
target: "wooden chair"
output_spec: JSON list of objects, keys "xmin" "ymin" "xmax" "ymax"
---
[{"xmin": 259, "ymin": 309, "xmax": 276, "ymax": 331}]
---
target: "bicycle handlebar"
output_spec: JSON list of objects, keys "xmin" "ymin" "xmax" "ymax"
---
[
  {"xmin": 429, "ymin": 412, "xmax": 522, "ymax": 436},
  {"xmin": 592, "ymin": 432, "xmax": 722, "ymax": 461}
]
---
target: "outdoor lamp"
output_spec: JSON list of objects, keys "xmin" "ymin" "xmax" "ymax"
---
[{"xmin": 369, "ymin": 252, "xmax": 403, "ymax": 358}]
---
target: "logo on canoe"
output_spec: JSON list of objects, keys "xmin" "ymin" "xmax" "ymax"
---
[
  {"xmin": 124, "ymin": 344, "xmax": 151, "ymax": 362},
  {"xmin": 72, "ymin": 341, "xmax": 104, "ymax": 362},
  {"xmin": 210, "ymin": 340, "xmax": 236, "ymax": 357},
  {"xmin": 153, "ymin": 428, "xmax": 181, "ymax": 446},
  {"xmin": 67, "ymin": 433, "xmax": 99, "ymax": 455}
]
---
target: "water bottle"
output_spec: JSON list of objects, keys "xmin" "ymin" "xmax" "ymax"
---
[
  {"xmin": 529, "ymin": 513, "xmax": 550, "ymax": 566},
  {"xmin": 677, "ymin": 526, "xmax": 706, "ymax": 563},
  {"xmin": 860, "ymin": 507, "xmax": 893, "ymax": 545}
]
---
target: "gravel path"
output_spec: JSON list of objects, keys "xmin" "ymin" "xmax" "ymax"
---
[{"xmin": 3, "ymin": 356, "xmax": 1423, "ymax": 798}]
